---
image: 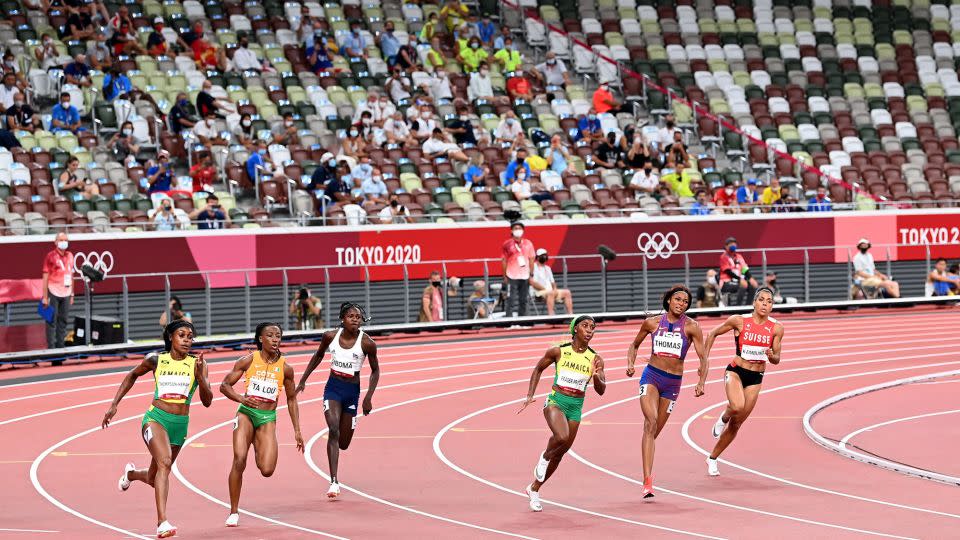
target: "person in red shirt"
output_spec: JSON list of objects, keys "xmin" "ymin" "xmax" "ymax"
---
[
  {"xmin": 506, "ymin": 72, "xmax": 533, "ymax": 101},
  {"xmin": 711, "ymin": 182, "xmax": 739, "ymax": 213},
  {"xmin": 41, "ymin": 232, "xmax": 74, "ymax": 349},
  {"xmin": 189, "ymin": 151, "xmax": 217, "ymax": 192},
  {"xmin": 501, "ymin": 221, "xmax": 536, "ymax": 317},
  {"xmin": 718, "ymin": 237, "xmax": 757, "ymax": 305},
  {"xmin": 592, "ymin": 82, "xmax": 622, "ymax": 114}
]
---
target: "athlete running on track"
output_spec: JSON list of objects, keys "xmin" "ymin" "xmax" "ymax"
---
[
  {"xmin": 626, "ymin": 285, "xmax": 708, "ymax": 498},
  {"xmin": 102, "ymin": 320, "xmax": 213, "ymax": 539},
  {"xmin": 296, "ymin": 303, "xmax": 380, "ymax": 498},
  {"xmin": 219, "ymin": 322, "xmax": 304, "ymax": 527},
  {"xmin": 703, "ymin": 287, "xmax": 784, "ymax": 476},
  {"xmin": 518, "ymin": 315, "xmax": 606, "ymax": 512}
]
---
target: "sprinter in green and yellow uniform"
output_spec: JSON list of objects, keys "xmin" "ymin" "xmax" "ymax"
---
[
  {"xmin": 102, "ymin": 320, "xmax": 213, "ymax": 539},
  {"xmin": 518, "ymin": 315, "xmax": 606, "ymax": 512}
]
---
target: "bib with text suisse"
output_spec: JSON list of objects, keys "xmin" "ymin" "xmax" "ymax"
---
[{"xmin": 736, "ymin": 317, "xmax": 777, "ymax": 363}]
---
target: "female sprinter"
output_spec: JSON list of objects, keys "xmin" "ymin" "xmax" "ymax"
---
[
  {"xmin": 102, "ymin": 320, "xmax": 213, "ymax": 538},
  {"xmin": 625, "ymin": 285, "xmax": 708, "ymax": 498},
  {"xmin": 296, "ymin": 303, "xmax": 380, "ymax": 498},
  {"xmin": 219, "ymin": 322, "xmax": 304, "ymax": 527},
  {"xmin": 518, "ymin": 315, "xmax": 606, "ymax": 512},
  {"xmin": 703, "ymin": 287, "xmax": 784, "ymax": 476}
]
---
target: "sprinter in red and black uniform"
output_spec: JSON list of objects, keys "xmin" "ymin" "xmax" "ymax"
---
[{"xmin": 701, "ymin": 287, "xmax": 784, "ymax": 476}]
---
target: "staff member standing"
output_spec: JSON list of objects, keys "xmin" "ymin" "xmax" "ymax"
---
[
  {"xmin": 41, "ymin": 232, "xmax": 74, "ymax": 349},
  {"xmin": 502, "ymin": 221, "xmax": 536, "ymax": 317}
]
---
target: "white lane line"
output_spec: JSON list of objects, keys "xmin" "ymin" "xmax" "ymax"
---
[
  {"xmin": 680, "ymin": 362, "xmax": 960, "ymax": 519},
  {"xmin": 840, "ymin": 409, "xmax": 960, "ymax": 449},
  {"xmin": 0, "ymin": 528, "xmax": 60, "ymax": 533}
]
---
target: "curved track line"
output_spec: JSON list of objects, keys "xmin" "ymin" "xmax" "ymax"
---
[
  {"xmin": 840, "ymin": 409, "xmax": 960, "ymax": 449},
  {"xmin": 680, "ymin": 362, "xmax": 960, "ymax": 519}
]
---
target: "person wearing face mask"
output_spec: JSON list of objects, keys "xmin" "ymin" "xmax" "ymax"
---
[
  {"xmin": 458, "ymin": 37, "xmax": 488, "ymax": 73},
  {"xmin": 147, "ymin": 151, "xmax": 175, "ymax": 194},
  {"xmin": 35, "ymin": 35, "xmax": 62, "ymax": 71},
  {"xmin": 576, "ymin": 108, "xmax": 603, "ymax": 142},
  {"xmin": 341, "ymin": 22, "xmax": 367, "ymax": 58},
  {"xmin": 233, "ymin": 113, "xmax": 256, "ymax": 148},
  {"xmin": 196, "ymin": 79, "xmax": 235, "ymax": 119},
  {"xmin": 807, "ymin": 185, "xmax": 833, "ymax": 212},
  {"xmin": 342, "ymin": 123, "xmax": 368, "ymax": 160},
  {"xmin": 504, "ymin": 147, "xmax": 532, "ymax": 186},
  {"xmin": 153, "ymin": 198, "xmax": 179, "ymax": 231},
  {"xmin": 419, "ymin": 271, "xmax": 459, "ymax": 322},
  {"xmin": 378, "ymin": 193, "xmax": 413, "ymax": 224},
  {"xmin": 495, "ymin": 111, "xmax": 523, "ymax": 143},
  {"xmin": 271, "ymin": 112, "xmax": 300, "ymax": 146},
  {"xmin": 440, "ymin": 0, "xmax": 469, "ymax": 33},
  {"xmin": 852, "ymin": 238, "xmax": 900, "ymax": 298},
  {"xmin": 168, "ymin": 92, "xmax": 197, "ymax": 134},
  {"xmin": 505, "ymin": 70, "xmax": 533, "ymax": 101},
  {"xmin": 109, "ymin": 121, "xmax": 140, "ymax": 164},
  {"xmin": 467, "ymin": 61, "xmax": 494, "ymax": 100},
  {"xmin": 592, "ymin": 82, "xmax": 622, "ymax": 114},
  {"xmin": 422, "ymin": 68, "xmax": 453, "ymax": 101},
  {"xmin": 529, "ymin": 249, "xmax": 574, "ymax": 315},
  {"xmin": 764, "ymin": 271, "xmax": 794, "ymax": 304},
  {"xmin": 193, "ymin": 110, "xmax": 229, "ymax": 153},
  {"xmin": 494, "ymin": 37, "xmax": 522, "ymax": 73},
  {"xmin": 446, "ymin": 106, "xmax": 478, "ymax": 145},
  {"xmin": 358, "ymin": 166, "xmax": 386, "ymax": 204},
  {"xmin": 712, "ymin": 180, "xmax": 740, "ymax": 214},
  {"xmin": 354, "ymin": 111, "xmax": 376, "ymax": 140},
  {"xmin": 501, "ymin": 222, "xmax": 536, "ymax": 317},
  {"xmin": 306, "ymin": 30, "xmax": 336, "ymax": 73},
  {"xmin": 232, "ymin": 35, "xmax": 265, "ymax": 72},
  {"xmin": 1, "ymin": 53, "xmax": 25, "ymax": 87},
  {"xmin": 412, "ymin": 105, "xmax": 437, "ymax": 142},
  {"xmin": 718, "ymin": 237, "xmax": 757, "ymax": 306},
  {"xmin": 6, "ymin": 93, "xmax": 39, "ymax": 132},
  {"xmin": 425, "ymin": 36, "xmax": 445, "ymax": 72},
  {"xmin": 696, "ymin": 269, "xmax": 721, "ymax": 308},
  {"xmin": 545, "ymin": 134, "xmax": 575, "ymax": 175},
  {"xmin": 385, "ymin": 68, "xmax": 412, "ymax": 102},
  {"xmin": 383, "ymin": 112, "xmax": 416, "ymax": 147},
  {"xmin": 189, "ymin": 151, "xmax": 217, "ymax": 192},
  {"xmin": 628, "ymin": 163, "xmax": 660, "ymax": 198},
  {"xmin": 52, "ymin": 92, "xmax": 82, "ymax": 133},
  {"xmin": 41, "ymin": 232, "xmax": 74, "ymax": 349},
  {"xmin": 377, "ymin": 21, "xmax": 401, "ymax": 65},
  {"xmin": 0, "ymin": 73, "xmax": 20, "ymax": 114},
  {"xmin": 592, "ymin": 131, "xmax": 622, "ymax": 169},
  {"xmin": 147, "ymin": 17, "xmax": 168, "ymax": 56},
  {"xmin": 533, "ymin": 52, "xmax": 571, "ymax": 87}
]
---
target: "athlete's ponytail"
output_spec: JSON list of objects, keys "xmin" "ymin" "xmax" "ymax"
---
[
  {"xmin": 339, "ymin": 302, "xmax": 371, "ymax": 324},
  {"xmin": 661, "ymin": 284, "xmax": 692, "ymax": 312},
  {"xmin": 162, "ymin": 319, "xmax": 195, "ymax": 352},
  {"xmin": 253, "ymin": 322, "xmax": 282, "ymax": 350}
]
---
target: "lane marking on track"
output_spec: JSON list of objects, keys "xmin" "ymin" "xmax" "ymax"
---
[
  {"xmin": 681, "ymin": 362, "xmax": 960, "ymax": 520},
  {"xmin": 0, "ymin": 528, "xmax": 60, "ymax": 533},
  {"xmin": 840, "ymin": 409, "xmax": 960, "ymax": 449}
]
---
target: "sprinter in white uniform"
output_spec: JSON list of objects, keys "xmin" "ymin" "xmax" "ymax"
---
[{"xmin": 296, "ymin": 303, "xmax": 380, "ymax": 498}]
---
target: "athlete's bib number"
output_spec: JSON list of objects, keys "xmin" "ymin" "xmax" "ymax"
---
[
  {"xmin": 247, "ymin": 377, "xmax": 279, "ymax": 402},
  {"xmin": 740, "ymin": 345, "xmax": 768, "ymax": 363},
  {"xmin": 556, "ymin": 370, "xmax": 590, "ymax": 393},
  {"xmin": 157, "ymin": 374, "xmax": 190, "ymax": 400},
  {"xmin": 653, "ymin": 331, "xmax": 684, "ymax": 358},
  {"xmin": 331, "ymin": 354, "xmax": 356, "ymax": 377}
]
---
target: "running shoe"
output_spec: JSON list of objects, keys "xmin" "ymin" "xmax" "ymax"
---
[
  {"xmin": 525, "ymin": 484, "xmax": 542, "ymax": 512},
  {"xmin": 157, "ymin": 521, "xmax": 176, "ymax": 538},
  {"xmin": 534, "ymin": 452, "xmax": 549, "ymax": 482},
  {"xmin": 712, "ymin": 415, "xmax": 727, "ymax": 438},
  {"xmin": 327, "ymin": 482, "xmax": 341, "ymax": 499},
  {"xmin": 118, "ymin": 462, "xmax": 135, "ymax": 492},
  {"xmin": 225, "ymin": 513, "xmax": 239, "ymax": 527},
  {"xmin": 641, "ymin": 476, "xmax": 655, "ymax": 499},
  {"xmin": 706, "ymin": 457, "xmax": 720, "ymax": 477}
]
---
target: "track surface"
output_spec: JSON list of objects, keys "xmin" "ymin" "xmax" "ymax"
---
[{"xmin": 1, "ymin": 308, "xmax": 958, "ymax": 539}]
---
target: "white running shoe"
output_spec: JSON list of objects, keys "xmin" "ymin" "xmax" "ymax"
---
[
  {"xmin": 706, "ymin": 457, "xmax": 720, "ymax": 477},
  {"xmin": 327, "ymin": 482, "xmax": 341, "ymax": 499},
  {"xmin": 712, "ymin": 415, "xmax": 727, "ymax": 438},
  {"xmin": 534, "ymin": 452, "xmax": 549, "ymax": 482},
  {"xmin": 225, "ymin": 513, "xmax": 239, "ymax": 527},
  {"xmin": 118, "ymin": 462, "xmax": 135, "ymax": 492},
  {"xmin": 157, "ymin": 520, "xmax": 177, "ymax": 538},
  {"xmin": 525, "ymin": 484, "xmax": 542, "ymax": 512}
]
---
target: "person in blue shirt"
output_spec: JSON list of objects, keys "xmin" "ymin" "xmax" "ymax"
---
[
  {"xmin": 576, "ymin": 108, "xmax": 602, "ymax": 142},
  {"xmin": 545, "ymin": 134, "xmax": 573, "ymax": 174},
  {"xmin": 360, "ymin": 170, "xmax": 388, "ymax": 204},
  {"xmin": 736, "ymin": 178, "xmax": 760, "ymax": 209},
  {"xmin": 503, "ymin": 147, "xmax": 531, "ymax": 186},
  {"xmin": 63, "ymin": 54, "xmax": 91, "ymax": 87},
  {"xmin": 189, "ymin": 193, "xmax": 232, "ymax": 229},
  {"xmin": 689, "ymin": 189, "xmax": 712, "ymax": 215},
  {"xmin": 51, "ymin": 92, "xmax": 82, "ymax": 134},
  {"xmin": 146, "ymin": 151, "xmax": 174, "ymax": 193},
  {"xmin": 322, "ymin": 162, "xmax": 357, "ymax": 209},
  {"xmin": 102, "ymin": 65, "xmax": 134, "ymax": 101},
  {"xmin": 341, "ymin": 22, "xmax": 366, "ymax": 58},
  {"xmin": 246, "ymin": 140, "xmax": 272, "ymax": 183},
  {"xmin": 807, "ymin": 185, "xmax": 833, "ymax": 212},
  {"xmin": 306, "ymin": 32, "xmax": 335, "ymax": 72},
  {"xmin": 476, "ymin": 16, "xmax": 496, "ymax": 47},
  {"xmin": 377, "ymin": 22, "xmax": 401, "ymax": 65}
]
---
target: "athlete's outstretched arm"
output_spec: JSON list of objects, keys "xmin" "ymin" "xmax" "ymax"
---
[
  {"xmin": 517, "ymin": 346, "xmax": 560, "ymax": 413},
  {"xmin": 688, "ymin": 320, "xmax": 709, "ymax": 396},
  {"xmin": 361, "ymin": 335, "xmax": 380, "ymax": 415},
  {"xmin": 195, "ymin": 352, "xmax": 213, "ymax": 407},
  {"xmin": 283, "ymin": 363, "xmax": 304, "ymax": 452},
  {"xmin": 766, "ymin": 324, "xmax": 785, "ymax": 365},
  {"xmin": 703, "ymin": 315, "xmax": 741, "ymax": 362},
  {"xmin": 102, "ymin": 353, "xmax": 157, "ymax": 428},
  {"xmin": 219, "ymin": 353, "xmax": 258, "ymax": 407},
  {"xmin": 592, "ymin": 354, "xmax": 607, "ymax": 396},
  {"xmin": 296, "ymin": 331, "xmax": 334, "ymax": 393},
  {"xmin": 626, "ymin": 318, "xmax": 656, "ymax": 377}
]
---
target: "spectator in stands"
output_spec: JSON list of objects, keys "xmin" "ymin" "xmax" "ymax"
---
[
  {"xmin": 461, "ymin": 39, "xmax": 490, "ymax": 75},
  {"xmin": 323, "ymin": 162, "xmax": 358, "ymax": 207},
  {"xmin": 190, "ymin": 193, "xmax": 231, "ymax": 230},
  {"xmin": 545, "ymin": 134, "xmax": 575, "ymax": 174},
  {"xmin": 189, "ymin": 151, "xmax": 217, "ymax": 192},
  {"xmin": 0, "ymin": 73, "xmax": 21, "ymax": 113},
  {"xmin": 510, "ymin": 168, "xmax": 533, "ymax": 200},
  {"xmin": 628, "ymin": 162, "xmax": 660, "ymax": 198},
  {"xmin": 306, "ymin": 30, "xmax": 336, "ymax": 73},
  {"xmin": 111, "ymin": 23, "xmax": 148, "ymax": 57},
  {"xmin": 494, "ymin": 25, "xmax": 512, "ymax": 49},
  {"xmin": 423, "ymin": 36, "xmax": 444, "ymax": 72},
  {"xmin": 423, "ymin": 68, "xmax": 454, "ymax": 101},
  {"xmin": 6, "ymin": 93, "xmax": 39, "ymax": 132},
  {"xmin": 159, "ymin": 295, "xmax": 192, "ymax": 328},
  {"xmin": 386, "ymin": 67, "xmax": 412, "ymax": 102},
  {"xmin": 341, "ymin": 124, "xmax": 368, "ymax": 160},
  {"xmin": 307, "ymin": 153, "xmax": 335, "ymax": 191},
  {"xmin": 67, "ymin": 4, "xmax": 95, "ymax": 41},
  {"xmin": 696, "ymin": 269, "xmax": 720, "ymax": 308},
  {"xmin": 464, "ymin": 153, "xmax": 490, "ymax": 188},
  {"xmin": 504, "ymin": 147, "xmax": 531, "ymax": 185},
  {"xmin": 87, "ymin": 30, "xmax": 112, "ymax": 71},
  {"xmin": 2, "ymin": 51, "xmax": 25, "ymax": 89},
  {"xmin": 234, "ymin": 113, "xmax": 256, "ymax": 148},
  {"xmin": 152, "ymin": 199, "xmax": 179, "ymax": 231},
  {"xmin": 533, "ymin": 52, "xmax": 570, "ymax": 87},
  {"xmin": 926, "ymin": 258, "xmax": 959, "ymax": 296},
  {"xmin": 494, "ymin": 110, "xmax": 523, "ymax": 143},
  {"xmin": 440, "ymin": 0, "xmax": 469, "ymax": 33},
  {"xmin": 41, "ymin": 232, "xmax": 74, "ymax": 349},
  {"xmin": 760, "ymin": 177, "xmax": 782, "ymax": 210},
  {"xmin": 341, "ymin": 21, "xmax": 367, "ymax": 58},
  {"xmin": 35, "ymin": 35, "xmax": 62, "ymax": 71},
  {"xmin": 100, "ymin": 64, "xmax": 131, "ymax": 101},
  {"xmin": 476, "ymin": 14, "xmax": 496, "ymax": 46},
  {"xmin": 420, "ymin": 12, "xmax": 441, "ymax": 42},
  {"xmin": 232, "ymin": 34, "xmax": 265, "ymax": 72},
  {"xmin": 360, "ymin": 169, "xmax": 387, "ymax": 205},
  {"xmin": 505, "ymin": 71, "xmax": 533, "ymax": 101},
  {"xmin": 377, "ymin": 21, "xmax": 401, "ymax": 66},
  {"xmin": 396, "ymin": 35, "xmax": 420, "ymax": 73},
  {"xmin": 379, "ymin": 193, "xmax": 413, "ymax": 224},
  {"xmin": 764, "ymin": 271, "xmax": 795, "ymax": 304},
  {"xmin": 297, "ymin": 4, "xmax": 318, "ymax": 40},
  {"xmin": 658, "ymin": 118, "xmax": 680, "ymax": 147},
  {"xmin": 290, "ymin": 286, "xmax": 323, "ymax": 330},
  {"xmin": 169, "ymin": 92, "xmax": 197, "ymax": 134},
  {"xmin": 384, "ymin": 110, "xmax": 417, "ymax": 146},
  {"xmin": 194, "ymin": 110, "xmax": 229, "ymax": 153},
  {"xmin": 664, "ymin": 163, "xmax": 694, "ymax": 198},
  {"xmin": 853, "ymin": 238, "xmax": 900, "ymax": 298},
  {"xmin": 354, "ymin": 90, "xmax": 393, "ymax": 126},
  {"xmin": 530, "ymin": 248, "xmax": 574, "ymax": 315},
  {"xmin": 719, "ymin": 236, "xmax": 757, "ymax": 305},
  {"xmin": 713, "ymin": 180, "xmax": 738, "ymax": 213},
  {"xmin": 773, "ymin": 193, "xmax": 801, "ymax": 213},
  {"xmin": 423, "ymin": 127, "xmax": 470, "ymax": 163},
  {"xmin": 63, "ymin": 54, "xmax": 92, "ymax": 88},
  {"xmin": 575, "ymin": 109, "xmax": 603, "ymax": 142},
  {"xmin": 690, "ymin": 189, "xmax": 712, "ymax": 215},
  {"xmin": 146, "ymin": 150, "xmax": 174, "ymax": 193},
  {"xmin": 192, "ymin": 32, "xmax": 226, "ymax": 70},
  {"xmin": 807, "ymin": 185, "xmax": 832, "ymax": 212},
  {"xmin": 108, "ymin": 121, "xmax": 140, "ymax": 164},
  {"xmin": 593, "ymin": 82, "xmax": 622, "ymax": 114},
  {"xmin": 665, "ymin": 130, "xmax": 688, "ymax": 167},
  {"xmin": 624, "ymin": 135, "xmax": 651, "ymax": 171},
  {"xmin": 737, "ymin": 178, "xmax": 760, "ymax": 211},
  {"xmin": 197, "ymin": 79, "xmax": 233, "ymax": 118},
  {"xmin": 494, "ymin": 37, "xmax": 522, "ymax": 73},
  {"xmin": 51, "ymin": 92, "xmax": 81, "ymax": 134},
  {"xmin": 58, "ymin": 155, "xmax": 99, "ymax": 198},
  {"xmin": 272, "ymin": 112, "xmax": 299, "ymax": 146},
  {"xmin": 146, "ymin": 17, "xmax": 168, "ymax": 57},
  {"xmin": 591, "ymin": 131, "xmax": 622, "ymax": 170},
  {"xmin": 446, "ymin": 105, "xmax": 479, "ymax": 146},
  {"xmin": 502, "ymin": 221, "xmax": 536, "ymax": 317},
  {"xmin": 467, "ymin": 280, "xmax": 492, "ymax": 319},
  {"xmin": 107, "ymin": 5, "xmax": 134, "ymax": 37}
]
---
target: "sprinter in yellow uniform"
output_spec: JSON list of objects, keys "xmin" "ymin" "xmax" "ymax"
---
[
  {"xmin": 102, "ymin": 320, "xmax": 213, "ymax": 539},
  {"xmin": 518, "ymin": 315, "xmax": 606, "ymax": 512},
  {"xmin": 219, "ymin": 322, "xmax": 303, "ymax": 527}
]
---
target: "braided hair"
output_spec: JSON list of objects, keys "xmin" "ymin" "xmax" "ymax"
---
[
  {"xmin": 254, "ymin": 322, "xmax": 282, "ymax": 350},
  {"xmin": 661, "ymin": 284, "xmax": 693, "ymax": 312},
  {"xmin": 162, "ymin": 319, "xmax": 195, "ymax": 352},
  {"xmin": 339, "ymin": 302, "xmax": 371, "ymax": 325}
]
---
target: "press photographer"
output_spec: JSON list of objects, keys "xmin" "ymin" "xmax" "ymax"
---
[{"xmin": 289, "ymin": 285, "xmax": 323, "ymax": 330}]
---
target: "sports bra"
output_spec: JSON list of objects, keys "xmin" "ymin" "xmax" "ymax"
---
[
  {"xmin": 153, "ymin": 352, "xmax": 198, "ymax": 405},
  {"xmin": 329, "ymin": 328, "xmax": 366, "ymax": 378},
  {"xmin": 650, "ymin": 314, "xmax": 691, "ymax": 360},
  {"xmin": 735, "ymin": 316, "xmax": 778, "ymax": 363},
  {"xmin": 244, "ymin": 351, "xmax": 285, "ymax": 403}
]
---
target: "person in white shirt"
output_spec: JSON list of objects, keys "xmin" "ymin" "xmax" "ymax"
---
[
  {"xmin": 628, "ymin": 163, "xmax": 660, "ymax": 198},
  {"xmin": 383, "ymin": 111, "xmax": 417, "ymax": 146},
  {"xmin": 422, "ymin": 128, "xmax": 469, "ymax": 162},
  {"xmin": 529, "ymin": 248, "xmax": 574, "ymax": 315},
  {"xmin": 510, "ymin": 170, "xmax": 532, "ymax": 199},
  {"xmin": 532, "ymin": 52, "xmax": 571, "ymax": 87},
  {"xmin": 852, "ymin": 238, "xmax": 900, "ymax": 298},
  {"xmin": 424, "ymin": 69, "xmax": 454, "ymax": 101},
  {"xmin": 494, "ymin": 110, "xmax": 523, "ymax": 142},
  {"xmin": 468, "ymin": 62, "xmax": 494, "ymax": 101},
  {"xmin": 412, "ymin": 105, "xmax": 437, "ymax": 142},
  {"xmin": 232, "ymin": 36, "xmax": 264, "ymax": 72},
  {"xmin": 657, "ymin": 117, "xmax": 681, "ymax": 147},
  {"xmin": 378, "ymin": 193, "xmax": 413, "ymax": 224},
  {"xmin": 192, "ymin": 111, "xmax": 228, "ymax": 152},
  {"xmin": 0, "ymin": 73, "xmax": 21, "ymax": 112},
  {"xmin": 385, "ymin": 68, "xmax": 412, "ymax": 102}
]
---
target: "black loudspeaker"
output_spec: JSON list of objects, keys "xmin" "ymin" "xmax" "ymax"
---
[
  {"xmin": 72, "ymin": 316, "xmax": 124, "ymax": 345},
  {"xmin": 598, "ymin": 244, "xmax": 617, "ymax": 262}
]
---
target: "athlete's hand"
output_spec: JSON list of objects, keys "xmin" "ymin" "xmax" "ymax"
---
[
  {"xmin": 694, "ymin": 381, "xmax": 705, "ymax": 397},
  {"xmin": 594, "ymin": 358, "xmax": 605, "ymax": 379},
  {"xmin": 294, "ymin": 431, "xmax": 304, "ymax": 453},
  {"xmin": 626, "ymin": 365, "xmax": 635, "ymax": 377},
  {"xmin": 101, "ymin": 405, "xmax": 117, "ymax": 429},
  {"xmin": 295, "ymin": 382, "xmax": 306, "ymax": 395},
  {"xmin": 765, "ymin": 349, "xmax": 775, "ymax": 361},
  {"xmin": 362, "ymin": 397, "xmax": 374, "ymax": 416},
  {"xmin": 240, "ymin": 396, "xmax": 260, "ymax": 408},
  {"xmin": 517, "ymin": 396, "xmax": 535, "ymax": 414},
  {"xmin": 194, "ymin": 352, "xmax": 206, "ymax": 379}
]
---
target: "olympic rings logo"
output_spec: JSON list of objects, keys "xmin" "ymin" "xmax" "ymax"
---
[
  {"xmin": 636, "ymin": 232, "xmax": 680, "ymax": 260},
  {"xmin": 73, "ymin": 251, "xmax": 115, "ymax": 277}
]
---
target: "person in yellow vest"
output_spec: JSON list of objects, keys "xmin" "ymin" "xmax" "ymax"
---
[
  {"xmin": 493, "ymin": 36, "xmax": 522, "ymax": 72},
  {"xmin": 425, "ymin": 36, "xmax": 445, "ymax": 72},
  {"xmin": 440, "ymin": 0, "xmax": 469, "ymax": 33},
  {"xmin": 102, "ymin": 320, "xmax": 213, "ymax": 539},
  {"xmin": 457, "ymin": 36, "xmax": 488, "ymax": 73},
  {"xmin": 219, "ymin": 322, "xmax": 304, "ymax": 527},
  {"xmin": 518, "ymin": 315, "xmax": 606, "ymax": 512}
]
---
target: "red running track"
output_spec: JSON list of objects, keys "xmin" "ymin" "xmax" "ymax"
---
[{"xmin": 1, "ymin": 308, "xmax": 958, "ymax": 539}]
